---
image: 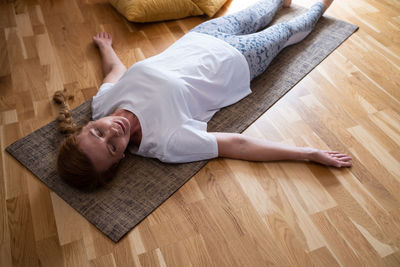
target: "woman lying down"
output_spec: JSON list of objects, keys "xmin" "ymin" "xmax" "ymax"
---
[{"xmin": 53, "ymin": 0, "xmax": 352, "ymax": 190}]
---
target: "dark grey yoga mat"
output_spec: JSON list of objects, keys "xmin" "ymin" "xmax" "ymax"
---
[{"xmin": 6, "ymin": 7, "xmax": 358, "ymax": 242}]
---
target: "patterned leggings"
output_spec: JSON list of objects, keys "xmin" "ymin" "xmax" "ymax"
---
[{"xmin": 191, "ymin": 0, "xmax": 325, "ymax": 80}]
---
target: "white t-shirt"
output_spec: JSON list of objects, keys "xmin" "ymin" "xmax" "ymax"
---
[{"xmin": 92, "ymin": 32, "xmax": 251, "ymax": 163}]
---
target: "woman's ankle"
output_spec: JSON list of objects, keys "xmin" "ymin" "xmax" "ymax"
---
[
  {"xmin": 321, "ymin": 0, "xmax": 333, "ymax": 11},
  {"xmin": 283, "ymin": 0, "xmax": 292, "ymax": 8}
]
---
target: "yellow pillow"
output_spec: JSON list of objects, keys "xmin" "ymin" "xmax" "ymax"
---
[
  {"xmin": 109, "ymin": 0, "xmax": 204, "ymax": 23},
  {"xmin": 193, "ymin": 0, "xmax": 228, "ymax": 17}
]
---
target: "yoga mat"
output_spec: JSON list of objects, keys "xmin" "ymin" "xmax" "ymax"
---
[{"xmin": 6, "ymin": 6, "xmax": 358, "ymax": 242}]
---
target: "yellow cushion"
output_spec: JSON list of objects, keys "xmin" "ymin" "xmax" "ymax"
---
[
  {"xmin": 109, "ymin": 0, "xmax": 204, "ymax": 23},
  {"xmin": 193, "ymin": 0, "xmax": 228, "ymax": 17}
]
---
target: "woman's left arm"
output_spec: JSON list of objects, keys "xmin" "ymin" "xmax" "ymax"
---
[{"xmin": 210, "ymin": 132, "xmax": 352, "ymax": 168}]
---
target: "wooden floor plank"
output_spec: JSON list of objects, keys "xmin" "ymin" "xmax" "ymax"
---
[{"xmin": 1, "ymin": 0, "xmax": 400, "ymax": 266}]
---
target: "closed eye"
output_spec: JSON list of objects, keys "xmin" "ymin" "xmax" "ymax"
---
[{"xmin": 96, "ymin": 128, "xmax": 103, "ymax": 137}]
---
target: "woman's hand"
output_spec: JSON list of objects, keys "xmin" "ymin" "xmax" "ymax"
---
[
  {"xmin": 306, "ymin": 148, "xmax": 352, "ymax": 168},
  {"xmin": 93, "ymin": 32, "xmax": 113, "ymax": 48}
]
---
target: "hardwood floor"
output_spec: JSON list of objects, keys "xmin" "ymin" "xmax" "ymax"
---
[{"xmin": 1, "ymin": 0, "xmax": 400, "ymax": 266}]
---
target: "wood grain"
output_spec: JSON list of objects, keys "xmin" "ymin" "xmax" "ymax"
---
[{"xmin": 1, "ymin": 0, "xmax": 400, "ymax": 266}]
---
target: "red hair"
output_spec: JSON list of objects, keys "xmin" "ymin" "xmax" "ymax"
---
[{"xmin": 53, "ymin": 89, "xmax": 117, "ymax": 190}]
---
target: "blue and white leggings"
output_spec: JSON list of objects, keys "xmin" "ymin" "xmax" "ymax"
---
[{"xmin": 191, "ymin": 0, "xmax": 325, "ymax": 80}]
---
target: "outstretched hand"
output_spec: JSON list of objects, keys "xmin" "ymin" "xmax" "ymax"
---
[
  {"xmin": 93, "ymin": 32, "xmax": 113, "ymax": 48},
  {"xmin": 309, "ymin": 149, "xmax": 352, "ymax": 168}
]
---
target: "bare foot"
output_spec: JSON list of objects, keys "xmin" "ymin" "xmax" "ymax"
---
[
  {"xmin": 321, "ymin": 0, "xmax": 334, "ymax": 11},
  {"xmin": 308, "ymin": 149, "xmax": 352, "ymax": 168},
  {"xmin": 283, "ymin": 0, "xmax": 291, "ymax": 8},
  {"xmin": 93, "ymin": 32, "xmax": 113, "ymax": 48}
]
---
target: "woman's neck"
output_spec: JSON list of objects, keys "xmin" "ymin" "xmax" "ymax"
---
[{"xmin": 111, "ymin": 109, "xmax": 142, "ymax": 145}]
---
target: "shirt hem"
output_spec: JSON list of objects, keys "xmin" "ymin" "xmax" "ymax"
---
[{"xmin": 187, "ymin": 32, "xmax": 250, "ymax": 83}]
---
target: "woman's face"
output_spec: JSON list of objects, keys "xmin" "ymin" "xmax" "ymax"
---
[{"xmin": 77, "ymin": 116, "xmax": 131, "ymax": 172}]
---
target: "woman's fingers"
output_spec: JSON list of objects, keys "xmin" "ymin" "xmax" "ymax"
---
[
  {"xmin": 333, "ymin": 159, "xmax": 352, "ymax": 167},
  {"xmin": 333, "ymin": 154, "xmax": 352, "ymax": 159},
  {"xmin": 93, "ymin": 32, "xmax": 113, "ymax": 47},
  {"xmin": 324, "ymin": 150, "xmax": 339, "ymax": 154},
  {"xmin": 310, "ymin": 149, "xmax": 353, "ymax": 168},
  {"xmin": 338, "ymin": 161, "xmax": 352, "ymax": 167},
  {"xmin": 93, "ymin": 32, "xmax": 111, "ymax": 39},
  {"xmin": 336, "ymin": 156, "xmax": 353, "ymax": 167},
  {"xmin": 325, "ymin": 151, "xmax": 352, "ymax": 159},
  {"xmin": 322, "ymin": 150, "xmax": 353, "ymax": 167}
]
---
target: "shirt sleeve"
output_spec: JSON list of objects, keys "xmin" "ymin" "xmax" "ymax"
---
[
  {"xmin": 95, "ymin": 82, "xmax": 115, "ymax": 97},
  {"xmin": 162, "ymin": 120, "xmax": 218, "ymax": 163},
  {"xmin": 91, "ymin": 83, "xmax": 115, "ymax": 120}
]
